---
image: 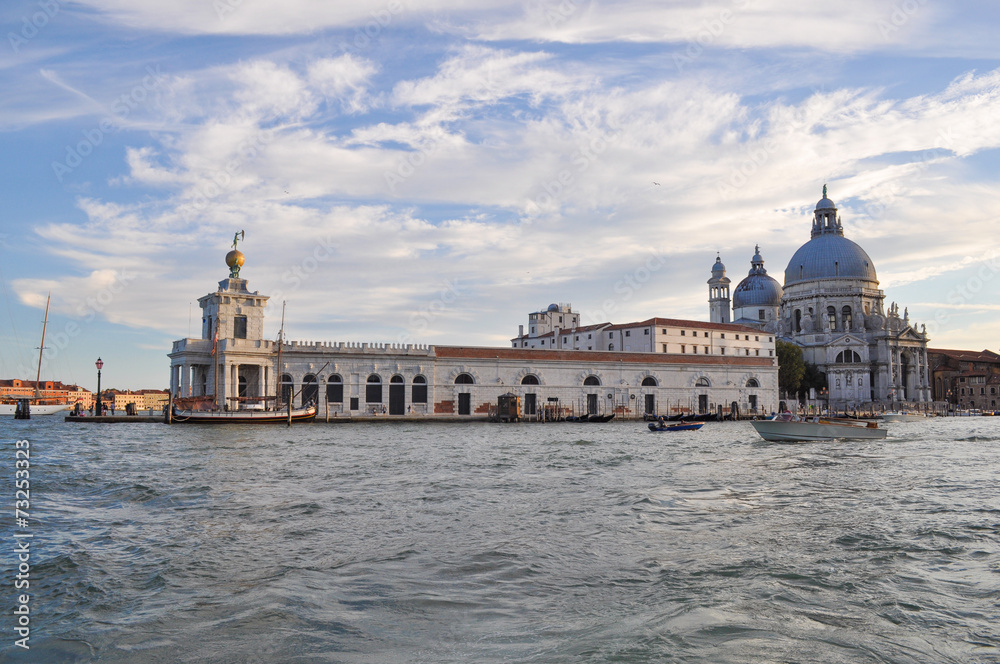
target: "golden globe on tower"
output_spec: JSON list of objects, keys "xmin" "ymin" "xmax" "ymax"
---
[{"xmin": 226, "ymin": 230, "xmax": 245, "ymax": 278}]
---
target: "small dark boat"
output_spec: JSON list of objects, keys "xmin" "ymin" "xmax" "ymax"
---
[{"xmin": 648, "ymin": 421, "xmax": 705, "ymax": 432}]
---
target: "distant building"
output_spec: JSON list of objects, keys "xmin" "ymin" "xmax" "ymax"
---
[
  {"xmin": 0, "ymin": 379, "xmax": 91, "ymax": 407},
  {"xmin": 928, "ymin": 348, "xmax": 1000, "ymax": 410}
]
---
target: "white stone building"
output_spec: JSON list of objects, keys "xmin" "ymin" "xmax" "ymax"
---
[{"xmin": 170, "ymin": 252, "xmax": 780, "ymax": 418}]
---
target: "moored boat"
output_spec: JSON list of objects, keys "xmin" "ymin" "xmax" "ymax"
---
[
  {"xmin": 751, "ymin": 415, "xmax": 886, "ymax": 442},
  {"xmin": 170, "ymin": 403, "xmax": 317, "ymax": 423}
]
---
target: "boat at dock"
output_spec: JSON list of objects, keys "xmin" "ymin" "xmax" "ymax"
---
[
  {"xmin": 1, "ymin": 294, "xmax": 74, "ymax": 417},
  {"xmin": 750, "ymin": 414, "xmax": 887, "ymax": 442},
  {"xmin": 169, "ymin": 402, "xmax": 317, "ymax": 424}
]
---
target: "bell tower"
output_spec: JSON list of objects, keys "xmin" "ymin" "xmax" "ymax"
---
[{"xmin": 708, "ymin": 254, "xmax": 731, "ymax": 324}]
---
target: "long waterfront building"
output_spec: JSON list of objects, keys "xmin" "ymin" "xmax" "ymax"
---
[{"xmin": 169, "ymin": 260, "xmax": 779, "ymax": 418}]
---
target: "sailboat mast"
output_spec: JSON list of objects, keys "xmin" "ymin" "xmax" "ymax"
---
[
  {"xmin": 34, "ymin": 293, "xmax": 51, "ymax": 399},
  {"xmin": 276, "ymin": 301, "xmax": 286, "ymax": 405}
]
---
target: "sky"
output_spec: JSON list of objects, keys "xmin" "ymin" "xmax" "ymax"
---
[{"xmin": 1, "ymin": 0, "xmax": 999, "ymax": 391}]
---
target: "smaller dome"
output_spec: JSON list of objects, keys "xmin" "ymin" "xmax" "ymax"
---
[
  {"xmin": 547, "ymin": 303, "xmax": 560, "ymax": 312},
  {"xmin": 711, "ymin": 255, "xmax": 726, "ymax": 275},
  {"xmin": 226, "ymin": 249, "xmax": 245, "ymax": 269},
  {"xmin": 816, "ymin": 183, "xmax": 836, "ymax": 210}
]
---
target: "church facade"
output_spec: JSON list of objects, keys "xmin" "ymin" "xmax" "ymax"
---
[{"xmin": 710, "ymin": 187, "xmax": 932, "ymax": 408}]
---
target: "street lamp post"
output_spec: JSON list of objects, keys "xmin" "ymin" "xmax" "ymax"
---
[{"xmin": 95, "ymin": 357, "xmax": 104, "ymax": 416}]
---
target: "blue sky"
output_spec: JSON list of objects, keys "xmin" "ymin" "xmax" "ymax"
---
[{"xmin": 1, "ymin": 0, "xmax": 999, "ymax": 390}]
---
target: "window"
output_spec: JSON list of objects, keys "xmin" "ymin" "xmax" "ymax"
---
[
  {"xmin": 745, "ymin": 349, "xmax": 750, "ymax": 355},
  {"xmin": 366, "ymin": 374, "xmax": 382, "ymax": 403},
  {"xmin": 662, "ymin": 344, "xmax": 668, "ymax": 352},
  {"xmin": 704, "ymin": 347, "xmax": 709, "ymax": 354},
  {"xmin": 835, "ymin": 350, "xmax": 862, "ymax": 363},
  {"xmin": 721, "ymin": 348, "xmax": 726, "ymax": 355},
  {"xmin": 746, "ymin": 378, "xmax": 760, "ymax": 387},
  {"xmin": 693, "ymin": 347, "xmax": 697, "ymax": 353},
  {"xmin": 608, "ymin": 343, "xmax": 614, "ymax": 350},
  {"xmin": 681, "ymin": 345, "xmax": 686, "ymax": 353},
  {"xmin": 758, "ymin": 309, "xmax": 765, "ymax": 320},
  {"xmin": 695, "ymin": 377, "xmax": 710, "ymax": 387},
  {"xmin": 827, "ymin": 306, "xmax": 837, "ymax": 331},
  {"xmin": 681, "ymin": 330, "xmax": 686, "ymax": 336},
  {"xmin": 625, "ymin": 330, "xmax": 631, "ymax": 337},
  {"xmin": 327, "ymin": 374, "xmax": 343, "ymax": 403},
  {"xmin": 745, "ymin": 335, "xmax": 750, "ymax": 340},
  {"xmin": 662, "ymin": 329, "xmax": 667, "ymax": 334},
  {"xmin": 540, "ymin": 339, "xmax": 545, "ymax": 345},
  {"xmin": 587, "ymin": 334, "xmax": 592, "ymax": 339},
  {"xmin": 563, "ymin": 337, "xmax": 568, "ymax": 344},
  {"xmin": 704, "ymin": 332, "xmax": 709, "ymax": 337},
  {"xmin": 842, "ymin": 306, "xmax": 853, "ymax": 330},
  {"xmin": 584, "ymin": 375, "xmax": 601, "ymax": 386},
  {"xmin": 455, "ymin": 373, "xmax": 474, "ymax": 384},
  {"xmin": 412, "ymin": 375, "xmax": 427, "ymax": 403},
  {"xmin": 521, "ymin": 375, "xmax": 539, "ymax": 385},
  {"xmin": 754, "ymin": 336, "xmax": 759, "ymax": 341},
  {"xmin": 755, "ymin": 349, "xmax": 759, "ymax": 356},
  {"xmin": 721, "ymin": 333, "xmax": 726, "ymax": 339},
  {"xmin": 641, "ymin": 376, "xmax": 657, "ymax": 386},
  {"xmin": 575, "ymin": 335, "xmax": 579, "ymax": 341},
  {"xmin": 644, "ymin": 329, "xmax": 649, "ymax": 335},
  {"xmin": 234, "ymin": 315, "xmax": 247, "ymax": 339},
  {"xmin": 531, "ymin": 327, "xmax": 535, "ymax": 334}
]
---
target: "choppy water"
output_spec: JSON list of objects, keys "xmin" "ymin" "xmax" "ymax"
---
[{"xmin": 1, "ymin": 417, "xmax": 998, "ymax": 663}]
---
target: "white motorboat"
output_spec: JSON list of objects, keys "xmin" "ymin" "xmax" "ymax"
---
[{"xmin": 751, "ymin": 415, "xmax": 887, "ymax": 442}]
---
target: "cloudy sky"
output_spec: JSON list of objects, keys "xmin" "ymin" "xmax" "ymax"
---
[{"xmin": 2, "ymin": 0, "xmax": 999, "ymax": 390}]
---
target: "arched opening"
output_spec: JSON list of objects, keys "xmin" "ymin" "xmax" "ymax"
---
[
  {"xmin": 302, "ymin": 374, "xmax": 318, "ymax": 406},
  {"xmin": 746, "ymin": 378, "xmax": 760, "ymax": 388},
  {"xmin": 280, "ymin": 373, "xmax": 293, "ymax": 406},
  {"xmin": 521, "ymin": 375, "xmax": 540, "ymax": 385},
  {"xmin": 455, "ymin": 373, "xmax": 474, "ymax": 384},
  {"xmin": 327, "ymin": 374, "xmax": 343, "ymax": 403},
  {"xmin": 366, "ymin": 374, "xmax": 382, "ymax": 404},
  {"xmin": 389, "ymin": 374, "xmax": 405, "ymax": 415},
  {"xmin": 641, "ymin": 376, "xmax": 657, "ymax": 386},
  {"xmin": 412, "ymin": 375, "xmax": 427, "ymax": 403},
  {"xmin": 583, "ymin": 376, "xmax": 601, "ymax": 386},
  {"xmin": 842, "ymin": 305, "xmax": 853, "ymax": 330},
  {"xmin": 827, "ymin": 306, "xmax": 837, "ymax": 331},
  {"xmin": 794, "ymin": 309, "xmax": 802, "ymax": 333},
  {"xmin": 695, "ymin": 377, "xmax": 710, "ymax": 387}
]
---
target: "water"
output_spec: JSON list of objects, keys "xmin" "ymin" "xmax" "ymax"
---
[{"xmin": 1, "ymin": 417, "xmax": 998, "ymax": 663}]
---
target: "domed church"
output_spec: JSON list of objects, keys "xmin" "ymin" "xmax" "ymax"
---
[{"xmin": 711, "ymin": 187, "xmax": 932, "ymax": 408}]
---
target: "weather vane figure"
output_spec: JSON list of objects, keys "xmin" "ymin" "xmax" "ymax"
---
[{"xmin": 226, "ymin": 230, "xmax": 246, "ymax": 278}]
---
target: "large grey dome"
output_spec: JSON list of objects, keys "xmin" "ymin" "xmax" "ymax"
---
[
  {"xmin": 784, "ymin": 186, "xmax": 879, "ymax": 287},
  {"xmin": 734, "ymin": 245, "xmax": 783, "ymax": 307},
  {"xmin": 784, "ymin": 234, "xmax": 877, "ymax": 286}
]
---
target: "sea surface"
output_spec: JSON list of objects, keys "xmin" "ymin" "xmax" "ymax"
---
[{"xmin": 1, "ymin": 416, "xmax": 998, "ymax": 663}]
